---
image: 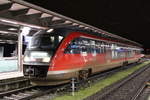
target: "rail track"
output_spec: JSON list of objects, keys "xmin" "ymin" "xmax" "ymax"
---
[
  {"xmin": 84, "ymin": 61, "xmax": 150, "ymax": 100},
  {"xmin": 0, "ymin": 77, "xmax": 30, "ymax": 92},
  {"xmin": 0, "ymin": 62, "xmax": 144, "ymax": 100},
  {"xmin": 1, "ymin": 85, "xmax": 68, "ymax": 100},
  {"xmin": 131, "ymin": 82, "xmax": 150, "ymax": 100}
]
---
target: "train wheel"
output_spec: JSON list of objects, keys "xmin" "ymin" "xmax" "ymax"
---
[
  {"xmin": 123, "ymin": 61, "xmax": 128, "ymax": 66},
  {"xmin": 78, "ymin": 70, "xmax": 89, "ymax": 80}
]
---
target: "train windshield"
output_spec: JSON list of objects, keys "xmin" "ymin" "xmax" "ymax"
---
[
  {"xmin": 28, "ymin": 31, "xmax": 64, "ymax": 50},
  {"xmin": 24, "ymin": 30, "xmax": 64, "ymax": 63}
]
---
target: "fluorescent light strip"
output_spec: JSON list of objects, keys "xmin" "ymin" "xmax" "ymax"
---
[{"xmin": 0, "ymin": 18, "xmax": 48, "ymax": 30}]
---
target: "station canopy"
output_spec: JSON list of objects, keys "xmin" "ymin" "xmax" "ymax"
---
[{"xmin": 0, "ymin": 0, "xmax": 142, "ymax": 47}]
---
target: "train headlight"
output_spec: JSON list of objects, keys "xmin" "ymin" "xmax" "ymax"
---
[
  {"xmin": 24, "ymin": 56, "xmax": 30, "ymax": 62},
  {"xmin": 24, "ymin": 51, "xmax": 51, "ymax": 63},
  {"xmin": 42, "ymin": 57, "xmax": 51, "ymax": 63}
]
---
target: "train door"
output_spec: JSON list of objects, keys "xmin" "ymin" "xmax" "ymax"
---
[
  {"xmin": 80, "ymin": 38, "xmax": 97, "ymax": 68},
  {"xmin": 90, "ymin": 40, "xmax": 97, "ymax": 67},
  {"xmin": 80, "ymin": 38, "xmax": 92, "ymax": 68}
]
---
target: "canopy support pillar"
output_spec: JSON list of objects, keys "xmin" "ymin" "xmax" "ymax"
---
[{"xmin": 18, "ymin": 26, "xmax": 23, "ymax": 72}]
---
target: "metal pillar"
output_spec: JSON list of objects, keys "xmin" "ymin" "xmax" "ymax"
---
[
  {"xmin": 18, "ymin": 26, "xmax": 23, "ymax": 72},
  {"xmin": 18, "ymin": 26, "xmax": 31, "ymax": 72},
  {"xmin": 71, "ymin": 78, "xmax": 75, "ymax": 96}
]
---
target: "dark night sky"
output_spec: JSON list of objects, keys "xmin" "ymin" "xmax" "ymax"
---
[{"xmin": 25, "ymin": 0, "xmax": 150, "ymax": 49}]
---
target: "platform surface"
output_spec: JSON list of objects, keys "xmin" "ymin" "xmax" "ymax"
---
[
  {"xmin": 0, "ymin": 71, "xmax": 23, "ymax": 80},
  {"xmin": 0, "ymin": 58, "xmax": 18, "ymax": 73}
]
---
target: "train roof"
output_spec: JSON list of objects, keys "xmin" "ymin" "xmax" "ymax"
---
[{"xmin": 49, "ymin": 27, "xmax": 142, "ymax": 48}]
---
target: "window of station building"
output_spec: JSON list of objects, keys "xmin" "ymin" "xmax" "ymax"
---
[{"xmin": 0, "ymin": 44, "xmax": 18, "ymax": 73}]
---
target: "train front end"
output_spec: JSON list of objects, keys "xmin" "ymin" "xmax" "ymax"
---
[{"xmin": 23, "ymin": 30, "xmax": 64, "ymax": 85}]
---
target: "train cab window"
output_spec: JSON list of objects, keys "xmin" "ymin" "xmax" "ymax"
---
[
  {"xmin": 28, "ymin": 31, "xmax": 64, "ymax": 50},
  {"xmin": 59, "ymin": 36, "xmax": 63, "ymax": 42}
]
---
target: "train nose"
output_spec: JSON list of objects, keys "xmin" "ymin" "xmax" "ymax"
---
[
  {"xmin": 24, "ymin": 66, "xmax": 34, "ymax": 76},
  {"xmin": 26, "ymin": 68, "xmax": 34, "ymax": 75},
  {"xmin": 23, "ymin": 65, "xmax": 49, "ymax": 78}
]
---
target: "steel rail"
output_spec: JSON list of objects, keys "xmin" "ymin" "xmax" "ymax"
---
[{"xmin": 0, "ymin": 62, "xmax": 144, "ymax": 100}]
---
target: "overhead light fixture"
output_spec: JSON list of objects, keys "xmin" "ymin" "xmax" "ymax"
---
[
  {"xmin": 22, "ymin": 26, "xmax": 31, "ymax": 36},
  {"xmin": 47, "ymin": 29, "xmax": 54, "ymax": 33},
  {"xmin": 0, "ymin": 30, "xmax": 18, "ymax": 35},
  {"xmin": 0, "ymin": 30, "xmax": 9, "ymax": 34},
  {"xmin": 0, "ymin": 18, "xmax": 48, "ymax": 29},
  {"xmin": 1, "ymin": 19, "xmax": 18, "ymax": 25},
  {"xmin": 8, "ymin": 28, "xmax": 18, "ymax": 31},
  {"xmin": 85, "ymin": 27, "xmax": 89, "ymax": 29}
]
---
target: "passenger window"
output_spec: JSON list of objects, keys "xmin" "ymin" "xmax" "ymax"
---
[{"xmin": 64, "ymin": 38, "xmax": 81, "ymax": 54}]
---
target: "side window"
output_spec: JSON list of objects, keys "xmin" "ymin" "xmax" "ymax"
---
[
  {"xmin": 99, "ymin": 41, "xmax": 102, "ymax": 53},
  {"xmin": 80, "ymin": 38, "xmax": 89, "ymax": 56},
  {"xmin": 95, "ymin": 41, "xmax": 100, "ymax": 54},
  {"xmin": 90, "ymin": 40, "xmax": 95, "ymax": 53},
  {"xmin": 111, "ymin": 43, "xmax": 118, "ymax": 59},
  {"xmin": 64, "ymin": 38, "xmax": 81, "ymax": 54},
  {"xmin": 65, "ymin": 37, "xmax": 112, "ymax": 55},
  {"xmin": 101, "ymin": 41, "xmax": 105, "ymax": 53},
  {"xmin": 64, "ymin": 37, "xmax": 90, "ymax": 54}
]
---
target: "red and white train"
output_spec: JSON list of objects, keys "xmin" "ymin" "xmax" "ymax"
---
[{"xmin": 23, "ymin": 28, "xmax": 143, "ymax": 85}]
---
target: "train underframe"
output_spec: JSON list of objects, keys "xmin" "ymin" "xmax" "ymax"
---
[{"xmin": 23, "ymin": 57, "xmax": 140, "ymax": 86}]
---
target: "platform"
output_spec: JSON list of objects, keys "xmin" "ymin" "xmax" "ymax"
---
[
  {"xmin": 0, "ymin": 71, "xmax": 23, "ymax": 80},
  {"xmin": 0, "ymin": 71, "xmax": 30, "ymax": 94},
  {"xmin": 0, "ymin": 57, "xmax": 22, "ymax": 80},
  {"xmin": 0, "ymin": 58, "xmax": 18, "ymax": 73}
]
